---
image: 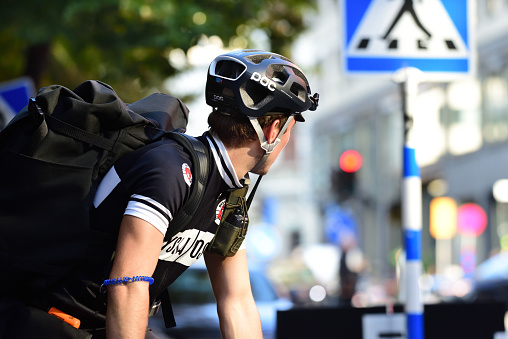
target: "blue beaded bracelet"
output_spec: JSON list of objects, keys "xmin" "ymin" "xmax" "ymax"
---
[{"xmin": 102, "ymin": 276, "xmax": 154, "ymax": 287}]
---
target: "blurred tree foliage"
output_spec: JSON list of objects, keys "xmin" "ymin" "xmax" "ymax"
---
[{"xmin": 0, "ymin": 0, "xmax": 316, "ymax": 100}]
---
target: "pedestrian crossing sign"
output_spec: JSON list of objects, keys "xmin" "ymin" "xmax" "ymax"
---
[{"xmin": 343, "ymin": 0, "xmax": 475, "ymax": 80}]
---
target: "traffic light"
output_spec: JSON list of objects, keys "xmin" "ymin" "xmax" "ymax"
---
[
  {"xmin": 332, "ymin": 150, "xmax": 362, "ymax": 201},
  {"xmin": 339, "ymin": 150, "xmax": 362, "ymax": 173}
]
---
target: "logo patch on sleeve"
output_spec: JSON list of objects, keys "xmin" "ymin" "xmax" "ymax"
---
[{"xmin": 182, "ymin": 163, "xmax": 192, "ymax": 186}]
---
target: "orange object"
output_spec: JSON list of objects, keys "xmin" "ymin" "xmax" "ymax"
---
[
  {"xmin": 48, "ymin": 307, "xmax": 81, "ymax": 328},
  {"xmin": 339, "ymin": 150, "xmax": 362, "ymax": 173}
]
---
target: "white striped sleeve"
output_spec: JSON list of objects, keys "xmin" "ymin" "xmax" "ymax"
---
[{"xmin": 124, "ymin": 194, "xmax": 173, "ymax": 235}]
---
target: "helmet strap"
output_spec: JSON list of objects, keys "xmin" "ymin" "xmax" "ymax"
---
[{"xmin": 249, "ymin": 116, "xmax": 294, "ymax": 173}]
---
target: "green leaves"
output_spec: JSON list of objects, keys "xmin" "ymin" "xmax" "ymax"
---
[{"xmin": 0, "ymin": 0, "xmax": 316, "ymax": 100}]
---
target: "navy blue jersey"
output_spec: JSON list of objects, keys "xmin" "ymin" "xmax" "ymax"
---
[{"xmin": 91, "ymin": 132, "xmax": 245, "ymax": 300}]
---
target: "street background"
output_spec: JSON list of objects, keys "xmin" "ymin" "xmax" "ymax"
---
[{"xmin": 2, "ymin": 0, "xmax": 508, "ymax": 338}]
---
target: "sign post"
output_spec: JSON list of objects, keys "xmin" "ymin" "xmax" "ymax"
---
[
  {"xmin": 394, "ymin": 67, "xmax": 424, "ymax": 339},
  {"xmin": 343, "ymin": 1, "xmax": 475, "ymax": 338}
]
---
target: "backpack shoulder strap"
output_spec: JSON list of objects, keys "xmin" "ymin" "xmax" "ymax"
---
[
  {"xmin": 157, "ymin": 132, "xmax": 209, "ymax": 329},
  {"xmin": 164, "ymin": 132, "xmax": 209, "ymax": 239}
]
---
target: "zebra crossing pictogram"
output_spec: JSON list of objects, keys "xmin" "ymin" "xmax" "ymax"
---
[
  {"xmin": 343, "ymin": 0, "xmax": 474, "ymax": 78},
  {"xmin": 382, "ymin": 0, "xmax": 432, "ymax": 50},
  {"xmin": 347, "ymin": 0, "xmax": 467, "ymax": 58}
]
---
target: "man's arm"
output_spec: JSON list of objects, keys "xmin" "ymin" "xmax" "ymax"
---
[
  {"xmin": 106, "ymin": 215, "xmax": 164, "ymax": 339},
  {"xmin": 204, "ymin": 249, "xmax": 263, "ymax": 339}
]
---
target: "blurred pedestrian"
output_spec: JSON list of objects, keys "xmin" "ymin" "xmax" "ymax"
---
[{"xmin": 338, "ymin": 235, "xmax": 360, "ymax": 306}]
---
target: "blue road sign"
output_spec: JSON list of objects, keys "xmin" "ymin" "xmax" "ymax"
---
[
  {"xmin": 343, "ymin": 0, "xmax": 475, "ymax": 80},
  {"xmin": 0, "ymin": 77, "xmax": 35, "ymax": 116}
]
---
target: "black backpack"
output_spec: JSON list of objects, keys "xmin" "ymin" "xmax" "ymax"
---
[{"xmin": 0, "ymin": 80, "xmax": 209, "ymax": 301}]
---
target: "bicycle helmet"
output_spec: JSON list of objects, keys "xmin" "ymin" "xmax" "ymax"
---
[{"xmin": 206, "ymin": 49, "xmax": 319, "ymax": 120}]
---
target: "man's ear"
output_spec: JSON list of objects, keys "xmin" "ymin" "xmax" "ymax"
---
[{"xmin": 263, "ymin": 119, "xmax": 281, "ymax": 144}]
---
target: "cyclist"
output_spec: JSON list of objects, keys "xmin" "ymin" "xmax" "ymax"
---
[{"xmin": 106, "ymin": 49, "xmax": 318, "ymax": 338}]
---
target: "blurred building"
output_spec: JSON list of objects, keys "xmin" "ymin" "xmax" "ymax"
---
[{"xmin": 256, "ymin": 0, "xmax": 508, "ymax": 289}]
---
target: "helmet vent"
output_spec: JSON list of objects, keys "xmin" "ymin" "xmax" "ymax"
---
[
  {"xmin": 214, "ymin": 60, "xmax": 246, "ymax": 80},
  {"xmin": 267, "ymin": 65, "xmax": 289, "ymax": 85},
  {"xmin": 291, "ymin": 67, "xmax": 308, "ymax": 85},
  {"xmin": 246, "ymin": 54, "xmax": 274, "ymax": 64},
  {"xmin": 290, "ymin": 83, "xmax": 306, "ymax": 102},
  {"xmin": 245, "ymin": 53, "xmax": 292, "ymax": 64},
  {"xmin": 241, "ymin": 81, "xmax": 273, "ymax": 108}
]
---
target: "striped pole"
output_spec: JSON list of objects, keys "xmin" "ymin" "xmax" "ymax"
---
[
  {"xmin": 403, "ymin": 146, "xmax": 423, "ymax": 339},
  {"xmin": 399, "ymin": 68, "xmax": 424, "ymax": 339}
]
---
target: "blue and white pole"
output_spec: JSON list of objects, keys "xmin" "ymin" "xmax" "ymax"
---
[
  {"xmin": 403, "ymin": 146, "xmax": 423, "ymax": 339},
  {"xmin": 395, "ymin": 67, "xmax": 424, "ymax": 339}
]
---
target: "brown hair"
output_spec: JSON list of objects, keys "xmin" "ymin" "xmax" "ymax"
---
[{"xmin": 208, "ymin": 110, "xmax": 290, "ymax": 148}]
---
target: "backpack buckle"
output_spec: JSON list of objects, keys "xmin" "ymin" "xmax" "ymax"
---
[
  {"xmin": 28, "ymin": 98, "xmax": 45, "ymax": 124},
  {"xmin": 149, "ymin": 300, "xmax": 161, "ymax": 316}
]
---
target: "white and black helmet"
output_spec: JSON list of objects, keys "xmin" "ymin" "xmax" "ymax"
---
[{"xmin": 206, "ymin": 49, "xmax": 318, "ymax": 120}]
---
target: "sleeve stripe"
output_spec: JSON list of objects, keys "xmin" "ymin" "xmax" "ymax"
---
[
  {"xmin": 124, "ymin": 195, "xmax": 173, "ymax": 235},
  {"xmin": 130, "ymin": 194, "xmax": 172, "ymax": 220}
]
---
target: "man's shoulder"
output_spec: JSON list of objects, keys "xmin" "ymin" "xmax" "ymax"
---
[{"xmin": 128, "ymin": 137, "xmax": 194, "ymax": 166}]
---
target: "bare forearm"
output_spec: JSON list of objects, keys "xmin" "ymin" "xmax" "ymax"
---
[
  {"xmin": 106, "ymin": 283, "xmax": 150, "ymax": 339},
  {"xmin": 217, "ymin": 296, "xmax": 263, "ymax": 339},
  {"xmin": 106, "ymin": 215, "xmax": 163, "ymax": 338}
]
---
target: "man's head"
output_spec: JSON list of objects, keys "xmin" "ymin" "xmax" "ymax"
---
[{"xmin": 205, "ymin": 49, "xmax": 319, "ymax": 173}]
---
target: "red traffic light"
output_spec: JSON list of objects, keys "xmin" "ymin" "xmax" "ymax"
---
[{"xmin": 339, "ymin": 150, "xmax": 362, "ymax": 173}]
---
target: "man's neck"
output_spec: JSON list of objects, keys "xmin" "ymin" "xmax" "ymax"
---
[{"xmin": 225, "ymin": 143, "xmax": 261, "ymax": 180}]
